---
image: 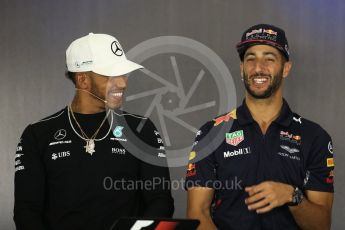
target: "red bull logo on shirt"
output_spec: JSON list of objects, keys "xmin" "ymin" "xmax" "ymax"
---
[
  {"xmin": 186, "ymin": 163, "xmax": 196, "ymax": 177},
  {"xmin": 226, "ymin": 130, "xmax": 244, "ymax": 146},
  {"xmin": 280, "ymin": 131, "xmax": 301, "ymax": 145},
  {"xmin": 213, "ymin": 109, "xmax": 237, "ymax": 126}
]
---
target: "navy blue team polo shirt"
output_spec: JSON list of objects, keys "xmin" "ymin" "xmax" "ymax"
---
[{"xmin": 185, "ymin": 99, "xmax": 334, "ymax": 230}]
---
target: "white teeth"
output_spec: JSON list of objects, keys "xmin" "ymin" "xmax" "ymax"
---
[
  {"xmin": 111, "ymin": 92, "xmax": 122, "ymax": 97},
  {"xmin": 253, "ymin": 78, "xmax": 268, "ymax": 84}
]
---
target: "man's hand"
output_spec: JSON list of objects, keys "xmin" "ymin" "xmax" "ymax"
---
[{"xmin": 245, "ymin": 181, "xmax": 294, "ymax": 214}]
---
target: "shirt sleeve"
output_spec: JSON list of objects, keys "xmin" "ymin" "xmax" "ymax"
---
[
  {"xmin": 304, "ymin": 127, "xmax": 334, "ymax": 193},
  {"xmin": 137, "ymin": 118, "xmax": 174, "ymax": 218},
  {"xmin": 14, "ymin": 125, "xmax": 46, "ymax": 230},
  {"xmin": 185, "ymin": 121, "xmax": 218, "ymax": 189}
]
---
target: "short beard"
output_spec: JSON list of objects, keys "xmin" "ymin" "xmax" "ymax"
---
[
  {"xmin": 89, "ymin": 77, "xmax": 107, "ymax": 104},
  {"xmin": 243, "ymin": 67, "xmax": 284, "ymax": 99}
]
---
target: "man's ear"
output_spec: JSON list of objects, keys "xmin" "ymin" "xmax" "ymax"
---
[
  {"xmin": 75, "ymin": 72, "xmax": 90, "ymax": 89},
  {"xmin": 283, "ymin": 61, "xmax": 292, "ymax": 78},
  {"xmin": 240, "ymin": 62, "xmax": 244, "ymax": 79}
]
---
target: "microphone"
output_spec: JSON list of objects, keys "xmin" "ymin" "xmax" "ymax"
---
[{"xmin": 75, "ymin": 88, "xmax": 108, "ymax": 104}]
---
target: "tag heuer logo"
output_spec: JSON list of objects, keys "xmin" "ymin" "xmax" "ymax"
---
[{"xmin": 226, "ymin": 130, "xmax": 244, "ymax": 146}]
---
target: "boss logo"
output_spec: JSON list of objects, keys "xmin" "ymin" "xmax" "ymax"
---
[{"xmin": 112, "ymin": 148, "xmax": 126, "ymax": 155}]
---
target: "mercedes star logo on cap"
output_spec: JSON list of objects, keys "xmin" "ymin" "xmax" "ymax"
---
[{"xmin": 111, "ymin": 41, "xmax": 124, "ymax": 56}]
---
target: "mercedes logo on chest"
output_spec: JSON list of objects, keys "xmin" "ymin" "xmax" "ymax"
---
[
  {"xmin": 111, "ymin": 41, "xmax": 124, "ymax": 56},
  {"xmin": 54, "ymin": 129, "xmax": 67, "ymax": 140}
]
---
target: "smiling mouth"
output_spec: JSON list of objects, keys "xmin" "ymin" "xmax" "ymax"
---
[
  {"xmin": 250, "ymin": 75, "xmax": 271, "ymax": 86},
  {"xmin": 110, "ymin": 92, "xmax": 123, "ymax": 97},
  {"xmin": 107, "ymin": 91, "xmax": 124, "ymax": 101},
  {"xmin": 253, "ymin": 77, "xmax": 268, "ymax": 84}
]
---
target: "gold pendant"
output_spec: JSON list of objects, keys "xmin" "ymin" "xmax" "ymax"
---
[{"xmin": 84, "ymin": 139, "xmax": 95, "ymax": 155}]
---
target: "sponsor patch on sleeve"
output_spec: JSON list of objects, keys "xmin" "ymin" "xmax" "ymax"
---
[
  {"xmin": 326, "ymin": 158, "xmax": 334, "ymax": 167},
  {"xmin": 186, "ymin": 163, "xmax": 196, "ymax": 177}
]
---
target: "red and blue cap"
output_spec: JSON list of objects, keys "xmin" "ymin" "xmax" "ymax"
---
[{"xmin": 236, "ymin": 24, "xmax": 290, "ymax": 61}]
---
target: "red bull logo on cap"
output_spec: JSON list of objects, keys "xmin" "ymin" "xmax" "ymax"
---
[
  {"xmin": 263, "ymin": 29, "xmax": 278, "ymax": 36},
  {"xmin": 246, "ymin": 28, "xmax": 263, "ymax": 38}
]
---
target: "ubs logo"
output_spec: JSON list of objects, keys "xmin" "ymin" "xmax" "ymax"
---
[
  {"xmin": 52, "ymin": 151, "xmax": 70, "ymax": 160},
  {"xmin": 54, "ymin": 129, "xmax": 66, "ymax": 140},
  {"xmin": 111, "ymin": 41, "xmax": 123, "ymax": 56}
]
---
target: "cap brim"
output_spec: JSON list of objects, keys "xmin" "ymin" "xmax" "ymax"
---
[
  {"xmin": 236, "ymin": 39, "xmax": 288, "ymax": 60},
  {"xmin": 93, "ymin": 59, "xmax": 144, "ymax": 77}
]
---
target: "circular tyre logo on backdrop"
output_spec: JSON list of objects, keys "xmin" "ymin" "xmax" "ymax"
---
[{"xmin": 113, "ymin": 36, "xmax": 236, "ymax": 167}]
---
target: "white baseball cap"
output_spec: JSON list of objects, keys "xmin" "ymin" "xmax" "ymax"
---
[{"xmin": 66, "ymin": 33, "xmax": 143, "ymax": 76}]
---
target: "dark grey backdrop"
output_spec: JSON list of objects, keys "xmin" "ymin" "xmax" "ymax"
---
[{"xmin": 1, "ymin": 0, "xmax": 344, "ymax": 229}]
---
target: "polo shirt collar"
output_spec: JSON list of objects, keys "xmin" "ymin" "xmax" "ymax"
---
[{"xmin": 237, "ymin": 98, "xmax": 293, "ymax": 127}]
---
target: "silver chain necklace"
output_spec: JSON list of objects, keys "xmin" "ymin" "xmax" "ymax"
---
[{"xmin": 68, "ymin": 105, "xmax": 113, "ymax": 155}]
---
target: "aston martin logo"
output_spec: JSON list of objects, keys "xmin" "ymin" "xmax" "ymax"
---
[{"xmin": 280, "ymin": 145, "xmax": 299, "ymax": 154}]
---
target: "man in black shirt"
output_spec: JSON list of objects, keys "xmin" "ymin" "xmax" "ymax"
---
[
  {"xmin": 186, "ymin": 24, "xmax": 334, "ymax": 230},
  {"xmin": 14, "ymin": 33, "xmax": 174, "ymax": 230}
]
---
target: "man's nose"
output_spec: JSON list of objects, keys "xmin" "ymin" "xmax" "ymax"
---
[{"xmin": 254, "ymin": 59, "xmax": 266, "ymax": 73}]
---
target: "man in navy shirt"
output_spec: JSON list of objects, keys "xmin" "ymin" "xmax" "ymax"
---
[{"xmin": 186, "ymin": 24, "xmax": 334, "ymax": 230}]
